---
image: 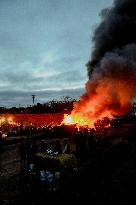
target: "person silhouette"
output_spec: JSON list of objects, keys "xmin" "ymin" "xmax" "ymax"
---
[
  {"xmin": 54, "ymin": 140, "xmax": 62, "ymax": 154},
  {"xmin": 19, "ymin": 139, "xmax": 27, "ymax": 169},
  {"xmin": 63, "ymin": 140, "xmax": 70, "ymax": 154},
  {"xmin": 39, "ymin": 140, "xmax": 47, "ymax": 153}
]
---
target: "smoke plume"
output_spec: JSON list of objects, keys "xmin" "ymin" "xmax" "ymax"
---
[{"xmin": 73, "ymin": 0, "xmax": 136, "ymax": 120}]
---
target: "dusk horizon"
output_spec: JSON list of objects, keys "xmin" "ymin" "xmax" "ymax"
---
[
  {"xmin": 0, "ymin": 0, "xmax": 113, "ymax": 107},
  {"xmin": 0, "ymin": 87, "xmax": 84, "ymax": 108}
]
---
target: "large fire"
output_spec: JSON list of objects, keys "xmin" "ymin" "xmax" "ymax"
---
[
  {"xmin": 61, "ymin": 0, "xmax": 136, "ymax": 128},
  {"xmin": 62, "ymin": 113, "xmax": 95, "ymax": 127}
]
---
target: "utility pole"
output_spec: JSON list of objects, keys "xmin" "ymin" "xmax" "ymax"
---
[{"xmin": 32, "ymin": 95, "xmax": 36, "ymax": 105}]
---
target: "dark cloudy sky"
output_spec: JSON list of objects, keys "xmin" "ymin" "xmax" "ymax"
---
[{"xmin": 0, "ymin": 0, "xmax": 113, "ymax": 107}]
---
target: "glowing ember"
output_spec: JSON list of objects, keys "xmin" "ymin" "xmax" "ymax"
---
[
  {"xmin": 62, "ymin": 113, "xmax": 94, "ymax": 127},
  {"xmin": 0, "ymin": 114, "xmax": 64, "ymax": 129}
]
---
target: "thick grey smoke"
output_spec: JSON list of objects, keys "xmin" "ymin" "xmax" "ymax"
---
[
  {"xmin": 88, "ymin": 0, "xmax": 136, "ymax": 74},
  {"xmin": 73, "ymin": 0, "xmax": 136, "ymax": 119}
]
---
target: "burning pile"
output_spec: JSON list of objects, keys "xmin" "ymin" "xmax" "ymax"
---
[
  {"xmin": 63, "ymin": 0, "xmax": 136, "ymax": 127},
  {"xmin": 62, "ymin": 113, "xmax": 94, "ymax": 127}
]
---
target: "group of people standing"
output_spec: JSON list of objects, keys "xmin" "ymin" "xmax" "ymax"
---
[
  {"xmin": 39, "ymin": 139, "xmax": 70, "ymax": 155},
  {"xmin": 19, "ymin": 137, "xmax": 70, "ymax": 170}
]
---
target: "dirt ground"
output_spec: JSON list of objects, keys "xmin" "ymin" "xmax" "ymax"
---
[{"xmin": 0, "ymin": 144, "xmax": 20, "ymax": 178}]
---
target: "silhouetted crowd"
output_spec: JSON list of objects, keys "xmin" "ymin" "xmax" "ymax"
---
[
  {"xmin": 19, "ymin": 137, "xmax": 71, "ymax": 171},
  {"xmin": 19, "ymin": 127, "xmax": 100, "ymax": 174}
]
